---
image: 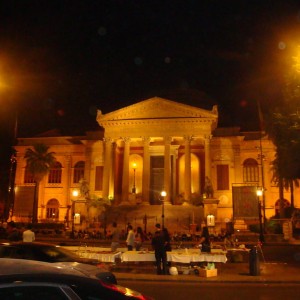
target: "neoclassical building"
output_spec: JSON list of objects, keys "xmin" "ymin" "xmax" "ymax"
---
[{"xmin": 11, "ymin": 97, "xmax": 299, "ymax": 231}]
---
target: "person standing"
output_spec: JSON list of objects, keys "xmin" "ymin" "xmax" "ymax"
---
[
  {"xmin": 134, "ymin": 226, "xmax": 144, "ymax": 251},
  {"xmin": 126, "ymin": 224, "xmax": 135, "ymax": 251},
  {"xmin": 151, "ymin": 223, "xmax": 167, "ymax": 275},
  {"xmin": 7, "ymin": 221, "xmax": 21, "ymax": 241},
  {"xmin": 110, "ymin": 222, "xmax": 120, "ymax": 252},
  {"xmin": 23, "ymin": 223, "xmax": 35, "ymax": 242},
  {"xmin": 199, "ymin": 226, "xmax": 211, "ymax": 252}
]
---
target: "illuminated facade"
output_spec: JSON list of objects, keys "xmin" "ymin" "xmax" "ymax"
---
[{"xmin": 12, "ymin": 97, "xmax": 299, "ymax": 230}]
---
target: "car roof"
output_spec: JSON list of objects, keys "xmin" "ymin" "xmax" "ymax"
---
[
  {"xmin": 0, "ymin": 258, "xmax": 90, "ymax": 277},
  {"xmin": 0, "ymin": 241, "xmax": 65, "ymax": 248}
]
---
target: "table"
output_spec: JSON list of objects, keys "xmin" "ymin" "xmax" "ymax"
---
[
  {"xmin": 121, "ymin": 250, "xmax": 227, "ymax": 263},
  {"xmin": 80, "ymin": 250, "xmax": 122, "ymax": 262},
  {"xmin": 63, "ymin": 246, "xmax": 122, "ymax": 263}
]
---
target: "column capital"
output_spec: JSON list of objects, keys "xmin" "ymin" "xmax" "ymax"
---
[
  {"xmin": 122, "ymin": 137, "xmax": 131, "ymax": 144},
  {"xmin": 142, "ymin": 136, "xmax": 151, "ymax": 144},
  {"xmin": 183, "ymin": 135, "xmax": 193, "ymax": 142},
  {"xmin": 163, "ymin": 136, "xmax": 173, "ymax": 144},
  {"xmin": 103, "ymin": 137, "xmax": 113, "ymax": 143},
  {"xmin": 204, "ymin": 134, "xmax": 212, "ymax": 140}
]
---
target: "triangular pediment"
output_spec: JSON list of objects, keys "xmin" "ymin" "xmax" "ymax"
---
[{"xmin": 97, "ymin": 97, "xmax": 218, "ymax": 122}]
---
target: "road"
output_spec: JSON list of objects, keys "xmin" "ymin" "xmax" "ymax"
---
[{"xmin": 118, "ymin": 281, "xmax": 300, "ymax": 300}]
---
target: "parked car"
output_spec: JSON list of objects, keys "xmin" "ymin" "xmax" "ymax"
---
[
  {"xmin": 0, "ymin": 258, "xmax": 154, "ymax": 300},
  {"xmin": 0, "ymin": 242, "xmax": 117, "ymax": 284}
]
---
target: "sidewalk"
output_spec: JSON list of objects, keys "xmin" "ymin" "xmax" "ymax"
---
[{"xmin": 113, "ymin": 262, "xmax": 300, "ymax": 283}]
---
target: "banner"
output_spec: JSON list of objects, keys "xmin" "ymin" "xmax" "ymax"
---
[
  {"xmin": 232, "ymin": 186, "xmax": 259, "ymax": 219},
  {"xmin": 14, "ymin": 186, "xmax": 35, "ymax": 217}
]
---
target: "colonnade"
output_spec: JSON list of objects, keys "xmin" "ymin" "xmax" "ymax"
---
[{"xmin": 102, "ymin": 135, "xmax": 212, "ymax": 205}]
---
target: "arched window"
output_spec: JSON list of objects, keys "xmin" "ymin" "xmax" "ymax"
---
[
  {"xmin": 24, "ymin": 166, "xmax": 35, "ymax": 183},
  {"xmin": 48, "ymin": 162, "xmax": 62, "ymax": 184},
  {"xmin": 243, "ymin": 158, "xmax": 259, "ymax": 183},
  {"xmin": 46, "ymin": 198, "xmax": 59, "ymax": 220},
  {"xmin": 73, "ymin": 161, "xmax": 85, "ymax": 183}
]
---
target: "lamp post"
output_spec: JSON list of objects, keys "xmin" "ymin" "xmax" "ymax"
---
[
  {"xmin": 132, "ymin": 163, "xmax": 137, "ymax": 193},
  {"xmin": 161, "ymin": 190, "xmax": 166, "ymax": 229},
  {"xmin": 256, "ymin": 187, "xmax": 265, "ymax": 243},
  {"xmin": 71, "ymin": 190, "xmax": 79, "ymax": 238}
]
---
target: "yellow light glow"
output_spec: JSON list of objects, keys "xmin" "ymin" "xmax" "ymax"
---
[{"xmin": 256, "ymin": 188, "xmax": 263, "ymax": 197}]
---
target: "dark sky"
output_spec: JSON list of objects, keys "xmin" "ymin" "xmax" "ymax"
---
[{"xmin": 1, "ymin": 0, "xmax": 300, "ymax": 152}]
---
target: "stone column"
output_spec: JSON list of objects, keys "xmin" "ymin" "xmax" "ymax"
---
[
  {"xmin": 233, "ymin": 146, "xmax": 241, "ymax": 182},
  {"xmin": 184, "ymin": 135, "xmax": 192, "ymax": 202},
  {"xmin": 172, "ymin": 148, "xmax": 178, "ymax": 204},
  {"xmin": 109, "ymin": 142, "xmax": 116, "ymax": 198},
  {"xmin": 102, "ymin": 137, "xmax": 113, "ymax": 200},
  {"xmin": 204, "ymin": 135, "xmax": 212, "ymax": 179},
  {"xmin": 142, "ymin": 137, "xmax": 151, "ymax": 204},
  {"xmin": 164, "ymin": 136, "xmax": 172, "ymax": 204},
  {"xmin": 64, "ymin": 155, "xmax": 73, "ymax": 228},
  {"xmin": 122, "ymin": 137, "xmax": 131, "ymax": 203},
  {"xmin": 64, "ymin": 155, "xmax": 71, "ymax": 206}
]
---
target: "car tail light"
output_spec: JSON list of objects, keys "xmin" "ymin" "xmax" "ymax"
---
[{"xmin": 100, "ymin": 281, "xmax": 153, "ymax": 300}]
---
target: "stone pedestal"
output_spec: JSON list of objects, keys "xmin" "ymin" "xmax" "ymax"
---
[
  {"xmin": 203, "ymin": 198, "xmax": 220, "ymax": 221},
  {"xmin": 234, "ymin": 219, "xmax": 248, "ymax": 231}
]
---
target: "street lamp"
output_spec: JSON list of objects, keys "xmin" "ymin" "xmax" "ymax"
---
[
  {"xmin": 71, "ymin": 190, "xmax": 79, "ymax": 238},
  {"xmin": 256, "ymin": 187, "xmax": 265, "ymax": 243},
  {"xmin": 161, "ymin": 190, "xmax": 166, "ymax": 229},
  {"xmin": 132, "ymin": 163, "xmax": 137, "ymax": 193}
]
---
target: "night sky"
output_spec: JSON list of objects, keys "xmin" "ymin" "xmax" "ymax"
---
[{"xmin": 1, "ymin": 1, "xmax": 300, "ymax": 163}]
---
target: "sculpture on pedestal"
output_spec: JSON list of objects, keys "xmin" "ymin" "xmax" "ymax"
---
[{"xmin": 204, "ymin": 176, "xmax": 214, "ymax": 198}]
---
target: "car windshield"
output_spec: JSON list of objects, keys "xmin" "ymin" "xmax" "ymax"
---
[
  {"xmin": 38, "ymin": 245, "xmax": 80, "ymax": 262},
  {"xmin": 0, "ymin": 244, "xmax": 81, "ymax": 262}
]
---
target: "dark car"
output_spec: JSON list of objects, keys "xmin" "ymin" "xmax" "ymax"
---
[
  {"xmin": 0, "ymin": 242, "xmax": 117, "ymax": 284},
  {"xmin": 0, "ymin": 258, "xmax": 154, "ymax": 300}
]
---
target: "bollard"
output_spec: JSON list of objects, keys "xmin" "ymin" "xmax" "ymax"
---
[{"xmin": 249, "ymin": 246, "xmax": 260, "ymax": 276}]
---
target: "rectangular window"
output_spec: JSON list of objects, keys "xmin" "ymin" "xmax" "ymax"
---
[
  {"xmin": 217, "ymin": 164, "xmax": 229, "ymax": 190},
  {"xmin": 48, "ymin": 169, "xmax": 62, "ymax": 183},
  {"xmin": 95, "ymin": 166, "xmax": 103, "ymax": 191},
  {"xmin": 24, "ymin": 168, "xmax": 35, "ymax": 184}
]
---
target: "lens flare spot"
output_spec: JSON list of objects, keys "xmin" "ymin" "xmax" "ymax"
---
[
  {"xmin": 98, "ymin": 27, "xmax": 107, "ymax": 36},
  {"xmin": 278, "ymin": 41, "xmax": 286, "ymax": 50},
  {"xmin": 134, "ymin": 57, "xmax": 143, "ymax": 65},
  {"xmin": 57, "ymin": 109, "xmax": 65, "ymax": 116},
  {"xmin": 164, "ymin": 57, "xmax": 171, "ymax": 64},
  {"xmin": 240, "ymin": 100, "xmax": 248, "ymax": 107}
]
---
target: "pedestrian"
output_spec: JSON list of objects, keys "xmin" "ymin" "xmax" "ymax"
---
[
  {"xmin": 110, "ymin": 222, "xmax": 120, "ymax": 252},
  {"xmin": 23, "ymin": 223, "xmax": 35, "ymax": 242},
  {"xmin": 126, "ymin": 224, "xmax": 135, "ymax": 251},
  {"xmin": 7, "ymin": 221, "xmax": 21, "ymax": 241},
  {"xmin": 134, "ymin": 226, "xmax": 144, "ymax": 251},
  {"xmin": 151, "ymin": 223, "xmax": 167, "ymax": 275},
  {"xmin": 198, "ymin": 226, "xmax": 211, "ymax": 252}
]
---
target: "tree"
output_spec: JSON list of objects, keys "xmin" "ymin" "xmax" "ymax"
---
[
  {"xmin": 268, "ymin": 111, "xmax": 300, "ymax": 218},
  {"xmin": 24, "ymin": 143, "xmax": 56, "ymax": 223},
  {"xmin": 265, "ymin": 50, "xmax": 300, "ymax": 218}
]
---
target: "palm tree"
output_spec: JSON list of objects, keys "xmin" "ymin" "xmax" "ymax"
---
[
  {"xmin": 268, "ymin": 110, "xmax": 300, "ymax": 218},
  {"xmin": 24, "ymin": 143, "xmax": 56, "ymax": 223}
]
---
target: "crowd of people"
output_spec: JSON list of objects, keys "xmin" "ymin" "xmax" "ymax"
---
[
  {"xmin": 0, "ymin": 219, "xmax": 236, "ymax": 275},
  {"xmin": 0, "ymin": 221, "xmax": 35, "ymax": 242}
]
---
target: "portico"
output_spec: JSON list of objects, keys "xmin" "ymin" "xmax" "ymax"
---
[{"xmin": 97, "ymin": 97, "xmax": 218, "ymax": 206}]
